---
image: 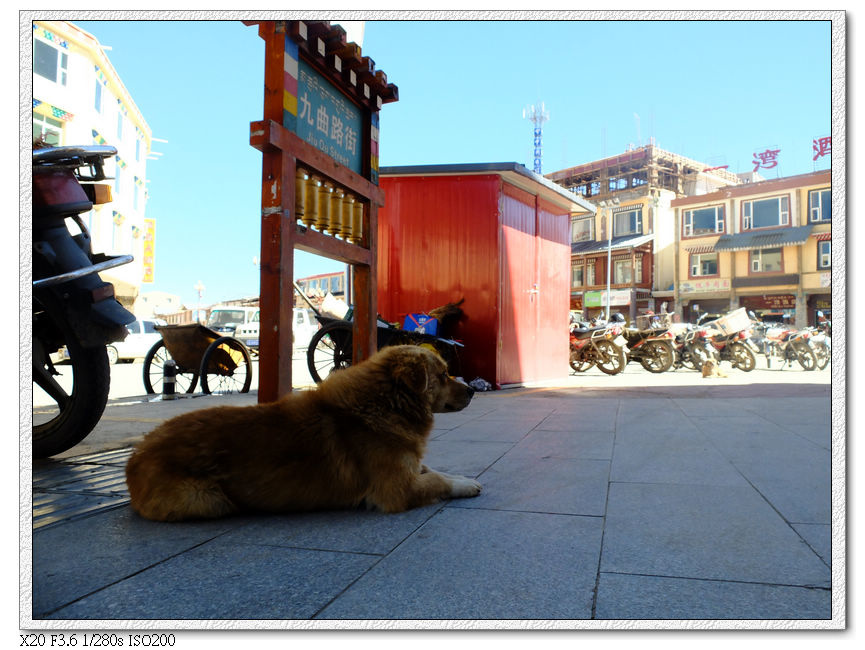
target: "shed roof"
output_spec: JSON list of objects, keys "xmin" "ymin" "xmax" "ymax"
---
[
  {"xmin": 713, "ymin": 225, "xmax": 814, "ymax": 252},
  {"xmin": 380, "ymin": 162, "xmax": 595, "ymax": 215},
  {"xmin": 570, "ymin": 233, "xmax": 654, "ymax": 256}
]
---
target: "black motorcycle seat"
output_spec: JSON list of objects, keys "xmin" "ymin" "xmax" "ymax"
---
[{"xmin": 571, "ymin": 325, "xmax": 607, "ymax": 339}]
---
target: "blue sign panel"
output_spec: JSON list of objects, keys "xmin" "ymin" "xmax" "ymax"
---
[{"xmin": 296, "ymin": 59, "xmax": 363, "ymax": 174}]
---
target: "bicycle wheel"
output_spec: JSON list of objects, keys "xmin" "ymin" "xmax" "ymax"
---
[
  {"xmin": 199, "ymin": 337, "xmax": 253, "ymax": 394},
  {"xmin": 594, "ymin": 339, "xmax": 625, "ymax": 375},
  {"xmin": 143, "ymin": 339, "xmax": 198, "ymax": 394},
  {"xmin": 307, "ymin": 320, "xmax": 354, "ymax": 383}
]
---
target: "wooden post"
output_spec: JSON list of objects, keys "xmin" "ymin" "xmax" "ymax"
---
[{"xmin": 247, "ymin": 20, "xmax": 396, "ymax": 402}]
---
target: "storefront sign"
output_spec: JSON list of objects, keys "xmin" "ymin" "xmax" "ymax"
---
[
  {"xmin": 584, "ymin": 289, "xmax": 631, "ymax": 308},
  {"xmin": 741, "ymin": 294, "xmax": 796, "ymax": 310},
  {"xmin": 142, "ymin": 218, "xmax": 155, "ymax": 283},
  {"xmin": 679, "ymin": 278, "xmax": 731, "ymax": 294}
]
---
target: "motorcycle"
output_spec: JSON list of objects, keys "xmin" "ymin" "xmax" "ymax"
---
[
  {"xmin": 697, "ymin": 312, "xmax": 757, "ymax": 372},
  {"xmin": 569, "ymin": 314, "xmax": 626, "ymax": 375},
  {"xmin": 708, "ymin": 329, "xmax": 757, "ymax": 371},
  {"xmin": 671, "ymin": 324, "xmax": 719, "ymax": 371},
  {"xmin": 32, "ymin": 144, "xmax": 136, "ymax": 458},
  {"xmin": 622, "ymin": 324, "xmax": 675, "ymax": 373},
  {"xmin": 751, "ymin": 322, "xmax": 817, "ymax": 371},
  {"xmin": 803, "ymin": 327, "xmax": 831, "ymax": 370}
]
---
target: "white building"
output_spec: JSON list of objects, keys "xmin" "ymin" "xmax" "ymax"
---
[{"xmin": 32, "ymin": 20, "xmax": 154, "ymax": 309}]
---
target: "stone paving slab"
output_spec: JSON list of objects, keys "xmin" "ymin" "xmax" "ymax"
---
[
  {"xmin": 47, "ymin": 541, "xmax": 379, "ymax": 620},
  {"xmin": 611, "ymin": 427, "xmax": 748, "ymax": 487},
  {"xmin": 457, "ymin": 454, "xmax": 610, "ymax": 517},
  {"xmin": 316, "ymin": 507, "xmax": 604, "ymax": 620},
  {"xmin": 594, "ymin": 573, "xmax": 831, "ymax": 620},
  {"xmin": 601, "ymin": 482, "xmax": 831, "ymax": 588},
  {"xmin": 32, "ymin": 507, "xmax": 243, "ymax": 618},
  {"xmin": 505, "ymin": 428, "xmax": 615, "ymax": 460}
]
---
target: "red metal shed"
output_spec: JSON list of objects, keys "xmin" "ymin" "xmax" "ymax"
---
[{"xmin": 377, "ymin": 163, "xmax": 594, "ymax": 388}]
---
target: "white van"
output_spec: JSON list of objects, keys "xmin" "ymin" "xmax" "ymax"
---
[
  {"xmin": 234, "ymin": 308, "xmax": 318, "ymax": 351},
  {"xmin": 206, "ymin": 305, "xmax": 259, "ymax": 335}
]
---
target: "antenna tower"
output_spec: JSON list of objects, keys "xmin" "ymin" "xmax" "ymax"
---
[{"xmin": 523, "ymin": 102, "xmax": 549, "ymax": 174}]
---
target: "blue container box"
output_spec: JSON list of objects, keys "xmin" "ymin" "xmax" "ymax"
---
[{"xmin": 403, "ymin": 313, "xmax": 438, "ymax": 335}]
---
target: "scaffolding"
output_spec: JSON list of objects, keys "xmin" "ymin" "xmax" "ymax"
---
[{"xmin": 546, "ymin": 143, "xmax": 741, "ymax": 202}]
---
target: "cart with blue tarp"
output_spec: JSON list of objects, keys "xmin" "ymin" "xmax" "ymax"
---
[{"xmin": 299, "ymin": 285, "xmax": 464, "ymax": 383}]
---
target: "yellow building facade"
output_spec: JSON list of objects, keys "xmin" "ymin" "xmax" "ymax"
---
[{"xmin": 671, "ymin": 170, "xmax": 831, "ymax": 327}]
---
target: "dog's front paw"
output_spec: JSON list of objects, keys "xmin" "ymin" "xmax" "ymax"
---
[{"xmin": 449, "ymin": 475, "xmax": 482, "ymax": 498}]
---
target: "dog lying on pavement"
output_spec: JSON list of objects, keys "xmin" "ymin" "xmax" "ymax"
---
[
  {"xmin": 125, "ymin": 345, "xmax": 480, "ymax": 522},
  {"xmin": 701, "ymin": 358, "xmax": 728, "ymax": 378}
]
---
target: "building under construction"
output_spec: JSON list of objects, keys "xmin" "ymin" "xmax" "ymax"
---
[
  {"xmin": 546, "ymin": 143, "xmax": 746, "ymax": 319},
  {"xmin": 546, "ymin": 142, "xmax": 743, "ymax": 203}
]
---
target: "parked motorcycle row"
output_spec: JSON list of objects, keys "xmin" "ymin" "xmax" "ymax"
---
[{"xmin": 569, "ymin": 308, "xmax": 832, "ymax": 376}]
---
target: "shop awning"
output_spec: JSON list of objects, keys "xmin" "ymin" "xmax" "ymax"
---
[
  {"xmin": 714, "ymin": 224, "xmax": 814, "ymax": 252},
  {"xmin": 571, "ymin": 233, "xmax": 653, "ymax": 256}
]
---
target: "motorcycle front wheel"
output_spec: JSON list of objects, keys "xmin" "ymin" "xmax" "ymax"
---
[
  {"xmin": 729, "ymin": 342, "xmax": 756, "ymax": 372},
  {"xmin": 638, "ymin": 341, "xmax": 674, "ymax": 373},
  {"xmin": 594, "ymin": 340, "xmax": 625, "ymax": 375},
  {"xmin": 569, "ymin": 349, "xmax": 593, "ymax": 372},
  {"xmin": 812, "ymin": 341, "xmax": 830, "ymax": 370},
  {"xmin": 794, "ymin": 341, "xmax": 817, "ymax": 371},
  {"xmin": 33, "ymin": 300, "xmax": 111, "ymax": 458},
  {"xmin": 687, "ymin": 343, "xmax": 713, "ymax": 370}
]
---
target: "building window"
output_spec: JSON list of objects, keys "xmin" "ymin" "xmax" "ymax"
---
[
  {"xmin": 613, "ymin": 206, "xmax": 642, "ymax": 237},
  {"xmin": 749, "ymin": 247, "xmax": 783, "ymax": 273},
  {"xmin": 614, "ymin": 259, "xmax": 641, "ymax": 284},
  {"xmin": 34, "ymin": 39, "xmax": 68, "ymax": 85},
  {"xmin": 571, "ymin": 264, "xmax": 584, "ymax": 288},
  {"xmin": 809, "ymin": 188, "xmax": 831, "ymax": 223},
  {"xmin": 135, "ymin": 138, "xmax": 141, "ymax": 162},
  {"xmin": 95, "ymin": 80, "xmax": 103, "ymax": 113},
  {"xmin": 117, "ymin": 111, "xmax": 123, "ymax": 140},
  {"xmin": 743, "ymin": 196, "xmax": 789, "ymax": 230},
  {"xmin": 684, "ymin": 205, "xmax": 725, "ymax": 237},
  {"xmin": 586, "ymin": 262, "xmax": 596, "ymax": 286},
  {"xmin": 690, "ymin": 252, "xmax": 719, "ymax": 277},
  {"xmin": 570, "ymin": 217, "xmax": 593, "ymax": 242},
  {"xmin": 818, "ymin": 240, "xmax": 831, "ymax": 269},
  {"xmin": 33, "ymin": 113, "xmax": 63, "ymax": 146}
]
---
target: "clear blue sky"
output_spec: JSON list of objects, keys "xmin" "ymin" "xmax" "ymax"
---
[{"xmin": 72, "ymin": 18, "xmax": 833, "ymax": 310}]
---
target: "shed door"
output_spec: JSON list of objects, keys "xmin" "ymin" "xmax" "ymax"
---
[{"xmin": 498, "ymin": 183, "xmax": 539, "ymax": 385}]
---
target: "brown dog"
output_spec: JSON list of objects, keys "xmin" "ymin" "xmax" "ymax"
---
[
  {"xmin": 125, "ymin": 345, "xmax": 480, "ymax": 522},
  {"xmin": 701, "ymin": 358, "xmax": 728, "ymax": 378}
]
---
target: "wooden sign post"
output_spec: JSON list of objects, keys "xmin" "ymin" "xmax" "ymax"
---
[{"xmin": 245, "ymin": 20, "xmax": 398, "ymax": 402}]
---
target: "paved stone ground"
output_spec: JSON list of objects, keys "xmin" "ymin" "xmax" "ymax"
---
[{"xmin": 25, "ymin": 365, "xmax": 839, "ymax": 627}]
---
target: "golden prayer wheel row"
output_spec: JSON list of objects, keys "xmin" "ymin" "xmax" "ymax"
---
[{"xmin": 294, "ymin": 168, "xmax": 365, "ymax": 244}]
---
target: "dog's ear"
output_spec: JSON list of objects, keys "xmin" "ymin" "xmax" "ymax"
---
[{"xmin": 391, "ymin": 348, "xmax": 429, "ymax": 394}]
